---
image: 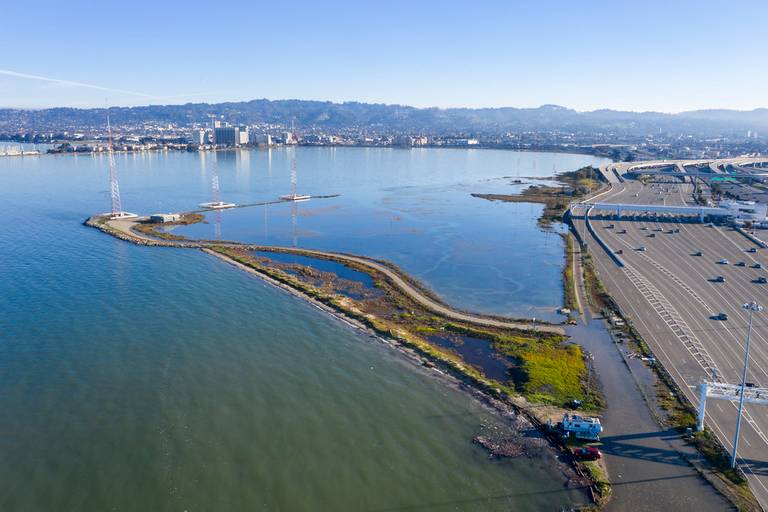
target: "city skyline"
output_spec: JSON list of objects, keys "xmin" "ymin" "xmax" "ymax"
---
[{"xmin": 2, "ymin": 0, "xmax": 766, "ymax": 112}]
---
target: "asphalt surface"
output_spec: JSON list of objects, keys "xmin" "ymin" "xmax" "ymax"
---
[
  {"xmin": 568, "ymin": 314, "xmax": 731, "ymax": 511},
  {"xmin": 574, "ymin": 177, "xmax": 768, "ymax": 508}
]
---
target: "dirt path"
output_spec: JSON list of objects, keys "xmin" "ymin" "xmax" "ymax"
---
[{"xmin": 102, "ymin": 217, "xmax": 565, "ymax": 335}]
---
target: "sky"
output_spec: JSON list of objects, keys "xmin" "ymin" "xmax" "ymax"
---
[{"xmin": 1, "ymin": 0, "xmax": 765, "ymax": 112}]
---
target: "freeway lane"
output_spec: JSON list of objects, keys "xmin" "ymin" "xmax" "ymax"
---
[{"xmin": 578, "ymin": 179, "xmax": 768, "ymax": 506}]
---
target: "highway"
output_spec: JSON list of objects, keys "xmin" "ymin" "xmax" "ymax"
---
[{"xmin": 573, "ymin": 175, "xmax": 768, "ymax": 507}]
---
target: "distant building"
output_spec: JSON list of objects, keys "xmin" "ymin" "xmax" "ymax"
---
[
  {"xmin": 284, "ymin": 131, "xmax": 297, "ymax": 145},
  {"xmin": 214, "ymin": 125, "xmax": 240, "ymax": 146},
  {"xmin": 149, "ymin": 213, "xmax": 181, "ymax": 223},
  {"xmin": 189, "ymin": 129, "xmax": 206, "ymax": 145},
  {"xmin": 238, "ymin": 126, "xmax": 249, "ymax": 145},
  {"xmin": 394, "ymin": 135, "xmax": 428, "ymax": 147},
  {"xmin": 456, "ymin": 138, "xmax": 479, "ymax": 146},
  {"xmin": 251, "ymin": 133, "xmax": 273, "ymax": 146}
]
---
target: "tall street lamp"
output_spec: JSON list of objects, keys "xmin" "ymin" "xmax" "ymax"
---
[{"xmin": 731, "ymin": 301, "xmax": 762, "ymax": 469}]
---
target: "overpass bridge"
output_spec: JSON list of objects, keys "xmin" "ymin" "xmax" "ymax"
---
[{"xmin": 606, "ymin": 157, "xmax": 768, "ymax": 181}]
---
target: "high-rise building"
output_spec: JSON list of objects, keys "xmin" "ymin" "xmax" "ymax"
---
[
  {"xmin": 214, "ymin": 125, "xmax": 240, "ymax": 146},
  {"xmin": 284, "ymin": 131, "xmax": 297, "ymax": 145},
  {"xmin": 238, "ymin": 126, "xmax": 249, "ymax": 145},
  {"xmin": 253, "ymin": 133, "xmax": 273, "ymax": 146},
  {"xmin": 189, "ymin": 129, "xmax": 206, "ymax": 145}
]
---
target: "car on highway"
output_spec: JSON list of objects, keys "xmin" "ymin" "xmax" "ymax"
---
[
  {"xmin": 638, "ymin": 246, "xmax": 647, "ymax": 252},
  {"xmin": 616, "ymin": 249, "xmax": 623, "ymax": 255},
  {"xmin": 713, "ymin": 276, "xmax": 726, "ymax": 283},
  {"xmin": 693, "ymin": 251, "xmax": 703, "ymax": 257},
  {"xmin": 713, "ymin": 312, "xmax": 728, "ymax": 321},
  {"xmin": 718, "ymin": 259, "xmax": 729, "ymax": 265},
  {"xmin": 648, "ymin": 233, "xmax": 656, "ymax": 238},
  {"xmin": 756, "ymin": 277, "xmax": 768, "ymax": 284},
  {"xmin": 748, "ymin": 247, "xmax": 758, "ymax": 253},
  {"xmin": 753, "ymin": 263, "xmax": 763, "ymax": 269},
  {"xmin": 618, "ymin": 229, "xmax": 627, "ymax": 234},
  {"xmin": 736, "ymin": 261, "xmax": 746, "ymax": 267}
]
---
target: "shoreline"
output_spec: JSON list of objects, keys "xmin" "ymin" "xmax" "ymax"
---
[
  {"xmin": 86, "ymin": 215, "xmax": 602, "ymax": 507},
  {"xmin": 206, "ymin": 248, "xmax": 595, "ymax": 502}
]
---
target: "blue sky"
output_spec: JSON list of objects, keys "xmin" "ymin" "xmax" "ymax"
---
[{"xmin": 1, "ymin": 0, "xmax": 765, "ymax": 112}]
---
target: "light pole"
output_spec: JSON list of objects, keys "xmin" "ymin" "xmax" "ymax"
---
[{"xmin": 731, "ymin": 301, "xmax": 762, "ymax": 469}]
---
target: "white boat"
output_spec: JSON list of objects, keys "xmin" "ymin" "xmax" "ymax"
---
[
  {"xmin": 280, "ymin": 194, "xmax": 311, "ymax": 202},
  {"xmin": 199, "ymin": 201, "xmax": 237, "ymax": 209}
]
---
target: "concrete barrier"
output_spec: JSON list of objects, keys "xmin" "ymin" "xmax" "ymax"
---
[
  {"xmin": 735, "ymin": 226, "xmax": 768, "ymax": 248},
  {"xmin": 585, "ymin": 209, "xmax": 626, "ymax": 267}
]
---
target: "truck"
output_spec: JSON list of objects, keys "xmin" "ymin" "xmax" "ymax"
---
[{"xmin": 561, "ymin": 413, "xmax": 603, "ymax": 441}]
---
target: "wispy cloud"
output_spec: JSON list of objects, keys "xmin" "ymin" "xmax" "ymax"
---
[
  {"xmin": 0, "ymin": 69, "xmax": 217, "ymax": 102},
  {"xmin": 0, "ymin": 69, "xmax": 157, "ymax": 98}
]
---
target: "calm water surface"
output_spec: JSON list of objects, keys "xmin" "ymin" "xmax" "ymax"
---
[
  {"xmin": 175, "ymin": 147, "xmax": 607, "ymax": 320},
  {"xmin": 0, "ymin": 148, "xmax": 605, "ymax": 511}
]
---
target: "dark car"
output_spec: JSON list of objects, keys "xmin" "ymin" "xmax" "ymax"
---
[
  {"xmin": 749, "ymin": 248, "xmax": 758, "ymax": 253},
  {"xmin": 693, "ymin": 251, "xmax": 703, "ymax": 257},
  {"xmin": 572, "ymin": 447, "xmax": 601, "ymax": 461},
  {"xmin": 753, "ymin": 263, "xmax": 763, "ymax": 269},
  {"xmin": 714, "ymin": 312, "xmax": 728, "ymax": 321},
  {"xmin": 736, "ymin": 261, "xmax": 746, "ymax": 267}
]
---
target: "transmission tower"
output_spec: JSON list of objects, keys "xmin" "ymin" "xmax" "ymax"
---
[
  {"xmin": 290, "ymin": 149, "xmax": 297, "ymax": 197},
  {"xmin": 105, "ymin": 116, "xmax": 136, "ymax": 219},
  {"xmin": 199, "ymin": 127, "xmax": 235, "ymax": 210},
  {"xmin": 107, "ymin": 117, "xmax": 122, "ymax": 215},
  {"xmin": 211, "ymin": 152, "xmax": 222, "ymax": 205}
]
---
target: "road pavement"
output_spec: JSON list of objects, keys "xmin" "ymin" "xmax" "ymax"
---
[{"xmin": 573, "ymin": 178, "xmax": 768, "ymax": 508}]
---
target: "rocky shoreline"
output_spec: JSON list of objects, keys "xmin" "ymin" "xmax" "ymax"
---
[{"xmin": 85, "ymin": 214, "xmax": 600, "ymax": 507}]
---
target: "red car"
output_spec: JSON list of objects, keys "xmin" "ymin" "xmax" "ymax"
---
[{"xmin": 572, "ymin": 446, "xmax": 602, "ymax": 461}]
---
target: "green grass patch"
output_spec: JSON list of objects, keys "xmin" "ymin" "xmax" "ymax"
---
[
  {"xmin": 521, "ymin": 343, "xmax": 585, "ymax": 404},
  {"xmin": 444, "ymin": 323, "xmax": 589, "ymax": 406}
]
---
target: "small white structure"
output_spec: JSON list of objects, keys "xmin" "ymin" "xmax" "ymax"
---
[
  {"xmin": 108, "ymin": 211, "xmax": 138, "ymax": 220},
  {"xmin": 150, "ymin": 213, "xmax": 181, "ymax": 223},
  {"xmin": 562, "ymin": 413, "xmax": 603, "ymax": 440},
  {"xmin": 199, "ymin": 201, "xmax": 236, "ymax": 209}
]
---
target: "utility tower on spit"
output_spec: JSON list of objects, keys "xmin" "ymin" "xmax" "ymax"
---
[
  {"xmin": 105, "ymin": 116, "xmax": 137, "ymax": 219},
  {"xmin": 199, "ymin": 130, "xmax": 236, "ymax": 210}
]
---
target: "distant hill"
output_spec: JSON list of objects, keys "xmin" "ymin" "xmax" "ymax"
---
[{"xmin": 1, "ymin": 99, "xmax": 767, "ymax": 136}]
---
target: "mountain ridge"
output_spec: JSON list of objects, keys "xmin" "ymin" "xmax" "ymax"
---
[{"xmin": 2, "ymin": 99, "xmax": 767, "ymax": 136}]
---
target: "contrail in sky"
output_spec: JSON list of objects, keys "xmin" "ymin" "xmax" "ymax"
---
[{"xmin": 0, "ymin": 69, "xmax": 214, "ymax": 101}]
